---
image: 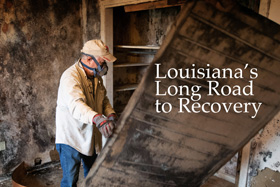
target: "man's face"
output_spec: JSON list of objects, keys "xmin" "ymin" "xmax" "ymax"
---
[
  {"xmin": 87, "ymin": 56, "xmax": 105, "ymax": 68},
  {"xmin": 84, "ymin": 55, "xmax": 106, "ymax": 77}
]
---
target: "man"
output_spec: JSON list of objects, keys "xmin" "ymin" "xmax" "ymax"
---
[{"xmin": 55, "ymin": 39, "xmax": 118, "ymax": 187}]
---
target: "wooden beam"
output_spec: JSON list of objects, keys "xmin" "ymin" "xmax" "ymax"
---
[
  {"xmin": 259, "ymin": 0, "xmax": 270, "ymax": 17},
  {"xmin": 124, "ymin": 0, "xmax": 184, "ymax": 12},
  {"xmin": 235, "ymin": 142, "xmax": 251, "ymax": 187},
  {"xmin": 100, "ymin": 6, "xmax": 113, "ymax": 99}
]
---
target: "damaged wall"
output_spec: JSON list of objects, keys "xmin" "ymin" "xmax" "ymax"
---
[
  {"xmin": 113, "ymin": 6, "xmax": 181, "ymax": 46},
  {"xmin": 0, "ymin": 0, "xmax": 100, "ymax": 175},
  {"xmin": 248, "ymin": 113, "xmax": 280, "ymax": 186},
  {"xmin": 247, "ymin": 1, "xmax": 280, "ymax": 186},
  {"xmin": 250, "ymin": 114, "xmax": 280, "ymax": 173}
]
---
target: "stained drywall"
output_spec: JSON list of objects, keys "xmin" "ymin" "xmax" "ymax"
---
[
  {"xmin": 250, "ymin": 114, "xmax": 280, "ymax": 172},
  {"xmin": 0, "ymin": 0, "xmax": 100, "ymax": 175},
  {"xmin": 248, "ymin": 111, "xmax": 280, "ymax": 186},
  {"xmin": 86, "ymin": 0, "xmax": 101, "ymax": 41},
  {"xmin": 246, "ymin": 0, "xmax": 280, "ymax": 186}
]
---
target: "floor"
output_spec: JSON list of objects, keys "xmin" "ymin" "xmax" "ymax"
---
[
  {"xmin": 0, "ymin": 162, "xmax": 84, "ymax": 187},
  {"xmin": 0, "ymin": 162, "xmax": 235, "ymax": 187},
  {"xmin": 201, "ymin": 176, "xmax": 235, "ymax": 187}
]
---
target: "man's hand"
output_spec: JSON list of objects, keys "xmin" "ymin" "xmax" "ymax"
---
[{"xmin": 92, "ymin": 114, "xmax": 114, "ymax": 138}]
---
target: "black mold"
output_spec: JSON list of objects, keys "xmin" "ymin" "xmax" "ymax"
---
[
  {"xmin": 0, "ymin": 0, "xmax": 89, "ymax": 175},
  {"xmin": 259, "ymin": 151, "xmax": 272, "ymax": 162}
]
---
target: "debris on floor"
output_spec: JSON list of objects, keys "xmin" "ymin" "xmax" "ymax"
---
[
  {"xmin": 251, "ymin": 168, "xmax": 280, "ymax": 187},
  {"xmin": 11, "ymin": 161, "xmax": 84, "ymax": 187}
]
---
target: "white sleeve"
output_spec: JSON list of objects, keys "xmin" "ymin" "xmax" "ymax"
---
[{"xmin": 60, "ymin": 73, "xmax": 97, "ymax": 125}]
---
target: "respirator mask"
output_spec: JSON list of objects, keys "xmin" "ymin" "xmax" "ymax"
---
[{"xmin": 81, "ymin": 53, "xmax": 108, "ymax": 77}]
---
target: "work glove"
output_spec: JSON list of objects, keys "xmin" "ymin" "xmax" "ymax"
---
[
  {"xmin": 92, "ymin": 114, "xmax": 114, "ymax": 138},
  {"xmin": 107, "ymin": 113, "xmax": 118, "ymax": 125}
]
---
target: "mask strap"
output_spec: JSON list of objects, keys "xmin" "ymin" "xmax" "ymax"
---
[
  {"xmin": 80, "ymin": 60, "xmax": 97, "ymax": 76},
  {"xmin": 91, "ymin": 56, "xmax": 103, "ymax": 72},
  {"xmin": 82, "ymin": 53, "xmax": 102, "ymax": 72},
  {"xmin": 80, "ymin": 60, "xmax": 95, "ymax": 71}
]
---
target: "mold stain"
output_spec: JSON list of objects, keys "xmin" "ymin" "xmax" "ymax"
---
[
  {"xmin": 259, "ymin": 151, "xmax": 272, "ymax": 162},
  {"xmin": 0, "ymin": 0, "xmax": 87, "ymax": 175}
]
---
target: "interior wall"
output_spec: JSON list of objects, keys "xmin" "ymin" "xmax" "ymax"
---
[
  {"xmin": 85, "ymin": 0, "xmax": 101, "ymax": 41},
  {"xmin": 246, "ymin": 0, "xmax": 280, "ymax": 186},
  {"xmin": 248, "ymin": 112, "xmax": 280, "ymax": 186},
  {"xmin": 0, "ymin": 0, "xmax": 100, "ymax": 176},
  {"xmin": 113, "ymin": 6, "xmax": 180, "ymax": 46}
]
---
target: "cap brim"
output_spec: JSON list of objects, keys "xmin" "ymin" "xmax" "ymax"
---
[{"xmin": 101, "ymin": 53, "xmax": 117, "ymax": 63}]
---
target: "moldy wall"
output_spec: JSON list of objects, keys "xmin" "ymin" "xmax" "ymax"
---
[
  {"xmin": 113, "ymin": 6, "xmax": 180, "ymax": 46},
  {"xmin": 0, "ymin": 0, "xmax": 100, "ymax": 176},
  {"xmin": 246, "ymin": 0, "xmax": 280, "ymax": 186},
  {"xmin": 249, "ymin": 113, "xmax": 280, "ymax": 186}
]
